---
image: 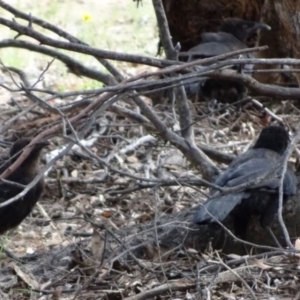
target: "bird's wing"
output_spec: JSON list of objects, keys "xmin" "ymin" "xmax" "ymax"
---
[
  {"xmin": 193, "ymin": 159, "xmax": 275, "ymax": 224},
  {"xmin": 283, "ymin": 164, "xmax": 297, "ymax": 195},
  {"xmin": 191, "ymin": 32, "xmax": 253, "ymax": 73},
  {"xmin": 214, "ymin": 155, "xmax": 296, "ymax": 194},
  {"xmin": 189, "ymin": 33, "xmax": 247, "ymax": 56},
  {"xmin": 0, "ymin": 180, "xmax": 22, "ymax": 223},
  {"xmin": 193, "ymin": 192, "xmax": 250, "ymax": 224},
  {"xmin": 0, "ymin": 166, "xmax": 35, "ymax": 207},
  {"xmin": 188, "ymin": 42, "xmax": 236, "ymax": 57},
  {"xmin": 194, "ymin": 150, "xmax": 297, "ymax": 225},
  {"xmin": 229, "ymin": 159, "xmax": 277, "ymax": 187},
  {"xmin": 214, "ymin": 157, "xmax": 275, "ymax": 187},
  {"xmin": 201, "ymin": 32, "xmax": 238, "ymax": 43}
]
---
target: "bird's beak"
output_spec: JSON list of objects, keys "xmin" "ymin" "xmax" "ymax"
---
[{"xmin": 250, "ymin": 22, "xmax": 271, "ymax": 32}]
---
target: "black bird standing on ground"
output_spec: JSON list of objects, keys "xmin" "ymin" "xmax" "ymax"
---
[
  {"xmin": 193, "ymin": 126, "xmax": 297, "ymax": 239},
  {"xmin": 0, "ymin": 138, "xmax": 48, "ymax": 234},
  {"xmin": 185, "ymin": 18, "xmax": 271, "ymax": 103}
]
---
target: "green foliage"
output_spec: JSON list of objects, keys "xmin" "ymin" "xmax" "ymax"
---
[{"xmin": 0, "ymin": 0, "xmax": 157, "ymax": 89}]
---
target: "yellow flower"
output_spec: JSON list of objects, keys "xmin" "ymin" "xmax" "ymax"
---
[{"xmin": 81, "ymin": 13, "xmax": 92, "ymax": 23}]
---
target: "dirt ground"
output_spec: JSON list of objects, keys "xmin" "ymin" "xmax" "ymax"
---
[
  {"xmin": 1, "ymin": 1, "xmax": 300, "ymax": 299},
  {"xmin": 0, "ymin": 0, "xmax": 156, "ymax": 245}
]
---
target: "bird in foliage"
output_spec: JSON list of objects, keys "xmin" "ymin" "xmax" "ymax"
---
[
  {"xmin": 193, "ymin": 126, "xmax": 297, "ymax": 239},
  {"xmin": 0, "ymin": 138, "xmax": 48, "ymax": 234},
  {"xmin": 184, "ymin": 18, "xmax": 271, "ymax": 103}
]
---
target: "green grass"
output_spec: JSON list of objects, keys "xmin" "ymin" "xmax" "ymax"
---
[{"xmin": 0, "ymin": 0, "xmax": 158, "ymax": 90}]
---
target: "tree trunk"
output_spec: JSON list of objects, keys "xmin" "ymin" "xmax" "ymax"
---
[
  {"xmin": 162, "ymin": 0, "xmax": 265, "ymax": 51},
  {"xmin": 162, "ymin": 0, "xmax": 300, "ymax": 85},
  {"xmin": 255, "ymin": 0, "xmax": 300, "ymax": 85}
]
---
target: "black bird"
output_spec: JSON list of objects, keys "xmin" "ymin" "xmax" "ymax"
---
[
  {"xmin": 185, "ymin": 18, "xmax": 271, "ymax": 103},
  {"xmin": 0, "ymin": 138, "xmax": 48, "ymax": 234},
  {"xmin": 193, "ymin": 126, "xmax": 297, "ymax": 239}
]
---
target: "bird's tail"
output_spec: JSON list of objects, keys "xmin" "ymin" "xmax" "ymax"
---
[{"xmin": 193, "ymin": 192, "xmax": 249, "ymax": 224}]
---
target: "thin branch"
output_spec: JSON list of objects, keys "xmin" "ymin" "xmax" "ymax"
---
[
  {"xmin": 131, "ymin": 93, "xmax": 220, "ymax": 180},
  {"xmin": 207, "ymin": 69, "xmax": 300, "ymax": 100},
  {"xmin": 152, "ymin": 0, "xmax": 177, "ymax": 60},
  {"xmin": 0, "ymin": 0, "xmax": 122, "ymax": 82},
  {"xmin": 0, "ymin": 39, "xmax": 114, "ymax": 85},
  {"xmin": 0, "ymin": 16, "xmax": 174, "ymax": 68},
  {"xmin": 277, "ymin": 126, "xmax": 300, "ymax": 249},
  {"xmin": 213, "ymin": 252, "xmax": 257, "ymax": 300}
]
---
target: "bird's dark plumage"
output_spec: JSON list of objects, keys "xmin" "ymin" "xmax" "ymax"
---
[
  {"xmin": 187, "ymin": 19, "xmax": 271, "ymax": 60},
  {"xmin": 0, "ymin": 139, "xmax": 48, "ymax": 234},
  {"xmin": 185, "ymin": 18, "xmax": 271, "ymax": 103},
  {"xmin": 193, "ymin": 126, "xmax": 297, "ymax": 238}
]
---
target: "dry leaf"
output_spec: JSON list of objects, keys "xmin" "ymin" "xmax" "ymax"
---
[
  {"xmin": 90, "ymin": 229, "xmax": 105, "ymax": 262},
  {"xmin": 251, "ymin": 258, "xmax": 271, "ymax": 270},
  {"xmin": 12, "ymin": 263, "xmax": 40, "ymax": 289},
  {"xmin": 102, "ymin": 210, "xmax": 112, "ymax": 218},
  {"xmin": 126, "ymin": 156, "xmax": 139, "ymax": 163}
]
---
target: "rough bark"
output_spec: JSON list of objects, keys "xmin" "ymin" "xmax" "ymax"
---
[
  {"xmin": 255, "ymin": 0, "xmax": 300, "ymax": 85},
  {"xmin": 161, "ymin": 0, "xmax": 300, "ymax": 85},
  {"xmin": 162, "ymin": 0, "xmax": 265, "ymax": 51}
]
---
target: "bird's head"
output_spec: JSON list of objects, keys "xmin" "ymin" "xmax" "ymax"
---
[
  {"xmin": 10, "ymin": 138, "xmax": 49, "ymax": 163},
  {"xmin": 253, "ymin": 126, "xmax": 289, "ymax": 155},
  {"xmin": 221, "ymin": 18, "xmax": 271, "ymax": 42}
]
